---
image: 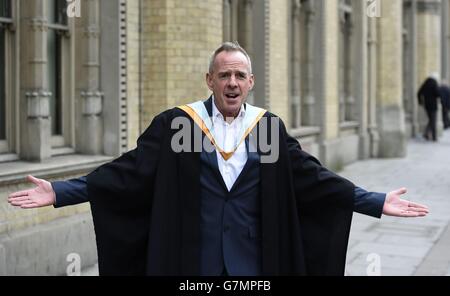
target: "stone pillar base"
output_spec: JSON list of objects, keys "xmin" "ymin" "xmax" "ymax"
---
[
  {"xmin": 369, "ymin": 127, "xmax": 380, "ymax": 158},
  {"xmin": 320, "ymin": 134, "xmax": 359, "ymax": 172},
  {"xmin": 78, "ymin": 91, "xmax": 103, "ymax": 155},
  {"xmin": 358, "ymin": 132, "xmax": 371, "ymax": 160},
  {"xmin": 378, "ymin": 105, "xmax": 407, "ymax": 158},
  {"xmin": 378, "ymin": 130, "xmax": 407, "ymax": 158},
  {"xmin": 80, "ymin": 116, "xmax": 103, "ymax": 155},
  {"xmin": 24, "ymin": 118, "xmax": 52, "ymax": 161}
]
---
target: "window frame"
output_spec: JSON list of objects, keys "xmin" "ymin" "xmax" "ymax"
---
[
  {"xmin": 0, "ymin": 0, "xmax": 15, "ymax": 158},
  {"xmin": 338, "ymin": 0, "xmax": 356, "ymax": 123},
  {"xmin": 46, "ymin": 0, "xmax": 73, "ymax": 155}
]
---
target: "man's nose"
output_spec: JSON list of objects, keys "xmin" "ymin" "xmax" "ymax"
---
[{"xmin": 228, "ymin": 75, "xmax": 238, "ymax": 87}]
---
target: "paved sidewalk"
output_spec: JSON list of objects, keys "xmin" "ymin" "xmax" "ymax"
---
[{"xmin": 342, "ymin": 130, "xmax": 450, "ymax": 276}]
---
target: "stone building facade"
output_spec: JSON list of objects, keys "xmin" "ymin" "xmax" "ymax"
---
[{"xmin": 0, "ymin": 0, "xmax": 448, "ymax": 275}]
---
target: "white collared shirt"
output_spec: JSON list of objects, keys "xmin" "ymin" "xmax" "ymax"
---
[{"xmin": 211, "ymin": 97, "xmax": 248, "ymax": 191}]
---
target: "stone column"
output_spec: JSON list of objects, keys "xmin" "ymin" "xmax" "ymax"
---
[
  {"xmin": 302, "ymin": 0, "xmax": 316, "ymax": 126},
  {"xmin": 403, "ymin": 0, "xmax": 419, "ymax": 136},
  {"xmin": 240, "ymin": 0, "xmax": 255, "ymax": 104},
  {"xmin": 441, "ymin": 0, "xmax": 449, "ymax": 81},
  {"xmin": 368, "ymin": 17, "xmax": 380, "ymax": 157},
  {"xmin": 345, "ymin": 17, "xmax": 355, "ymax": 121},
  {"xmin": 409, "ymin": 0, "xmax": 420, "ymax": 137},
  {"xmin": 223, "ymin": 0, "xmax": 231, "ymax": 41},
  {"xmin": 20, "ymin": 0, "xmax": 51, "ymax": 160},
  {"xmin": 230, "ymin": 0, "xmax": 239, "ymax": 40},
  {"xmin": 376, "ymin": 0, "xmax": 406, "ymax": 158},
  {"xmin": 76, "ymin": 0, "xmax": 103, "ymax": 154},
  {"xmin": 416, "ymin": 0, "xmax": 442, "ymax": 85},
  {"xmin": 416, "ymin": 0, "xmax": 442, "ymax": 135},
  {"xmin": 338, "ymin": 13, "xmax": 346, "ymax": 123},
  {"xmin": 352, "ymin": 0, "xmax": 370, "ymax": 159},
  {"xmin": 241, "ymin": 0, "xmax": 254, "ymax": 57},
  {"xmin": 266, "ymin": 0, "xmax": 289, "ymax": 121},
  {"xmin": 316, "ymin": 0, "xmax": 341, "ymax": 168},
  {"xmin": 291, "ymin": 0, "xmax": 302, "ymax": 128}
]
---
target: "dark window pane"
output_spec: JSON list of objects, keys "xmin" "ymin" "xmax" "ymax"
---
[
  {"xmin": 0, "ymin": 0, "xmax": 11, "ymax": 18},
  {"xmin": 48, "ymin": 0, "xmax": 67, "ymax": 25},
  {"xmin": 0, "ymin": 27, "xmax": 5, "ymax": 140},
  {"xmin": 47, "ymin": 0, "xmax": 56, "ymax": 23},
  {"xmin": 47, "ymin": 29, "xmax": 62, "ymax": 136},
  {"xmin": 56, "ymin": 0, "xmax": 68, "ymax": 25}
]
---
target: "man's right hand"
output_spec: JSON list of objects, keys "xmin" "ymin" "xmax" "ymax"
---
[{"xmin": 8, "ymin": 175, "xmax": 56, "ymax": 209}]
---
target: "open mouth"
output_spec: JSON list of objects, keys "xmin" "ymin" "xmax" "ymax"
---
[{"xmin": 225, "ymin": 93, "xmax": 240, "ymax": 99}]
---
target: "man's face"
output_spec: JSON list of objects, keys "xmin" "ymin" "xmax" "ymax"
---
[{"xmin": 206, "ymin": 51, "xmax": 254, "ymax": 118}]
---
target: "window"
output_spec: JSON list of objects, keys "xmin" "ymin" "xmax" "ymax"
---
[
  {"xmin": 47, "ymin": 0, "xmax": 68, "ymax": 148},
  {"xmin": 0, "ymin": 27, "xmax": 5, "ymax": 141},
  {"xmin": 290, "ymin": 0, "xmax": 317, "ymax": 128},
  {"xmin": 223, "ymin": 0, "xmax": 255, "ymax": 104},
  {"xmin": 0, "ymin": 0, "xmax": 11, "ymax": 154},
  {"xmin": 338, "ymin": 0, "xmax": 355, "ymax": 122}
]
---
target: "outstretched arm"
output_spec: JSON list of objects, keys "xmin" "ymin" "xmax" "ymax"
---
[
  {"xmin": 8, "ymin": 175, "xmax": 56, "ymax": 209},
  {"xmin": 284, "ymin": 127, "xmax": 429, "ymax": 219}
]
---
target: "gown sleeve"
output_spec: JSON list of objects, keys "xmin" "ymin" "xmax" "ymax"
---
[
  {"xmin": 282, "ymin": 120, "xmax": 355, "ymax": 275},
  {"xmin": 86, "ymin": 109, "xmax": 172, "ymax": 275}
]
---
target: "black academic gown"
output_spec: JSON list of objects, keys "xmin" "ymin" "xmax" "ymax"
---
[{"xmin": 87, "ymin": 103, "xmax": 355, "ymax": 276}]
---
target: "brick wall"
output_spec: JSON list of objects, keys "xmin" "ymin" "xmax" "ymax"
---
[{"xmin": 139, "ymin": 0, "xmax": 222, "ymax": 129}]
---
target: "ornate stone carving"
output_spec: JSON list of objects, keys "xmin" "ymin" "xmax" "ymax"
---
[
  {"xmin": 81, "ymin": 91, "xmax": 103, "ymax": 116},
  {"xmin": 29, "ymin": 18, "xmax": 48, "ymax": 32},
  {"xmin": 25, "ymin": 90, "xmax": 52, "ymax": 118}
]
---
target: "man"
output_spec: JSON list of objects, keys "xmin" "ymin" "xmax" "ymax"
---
[
  {"xmin": 418, "ymin": 74, "xmax": 441, "ymax": 141},
  {"xmin": 8, "ymin": 42, "xmax": 428, "ymax": 276},
  {"xmin": 439, "ymin": 80, "xmax": 450, "ymax": 129}
]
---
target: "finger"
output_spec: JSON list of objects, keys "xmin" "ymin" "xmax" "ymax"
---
[
  {"xmin": 8, "ymin": 196, "xmax": 33, "ymax": 203},
  {"xmin": 10, "ymin": 199, "xmax": 33, "ymax": 206},
  {"xmin": 21, "ymin": 203, "xmax": 40, "ymax": 209},
  {"xmin": 27, "ymin": 175, "xmax": 42, "ymax": 186},
  {"xmin": 8, "ymin": 190, "xmax": 30, "ymax": 199},
  {"xmin": 401, "ymin": 210, "xmax": 427, "ymax": 217},
  {"xmin": 395, "ymin": 188, "xmax": 407, "ymax": 195},
  {"xmin": 408, "ymin": 201, "xmax": 429, "ymax": 209},
  {"xmin": 407, "ymin": 206, "xmax": 429, "ymax": 213}
]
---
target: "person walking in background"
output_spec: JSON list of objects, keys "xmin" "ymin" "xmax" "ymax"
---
[
  {"xmin": 418, "ymin": 74, "xmax": 441, "ymax": 141},
  {"xmin": 439, "ymin": 80, "xmax": 450, "ymax": 129}
]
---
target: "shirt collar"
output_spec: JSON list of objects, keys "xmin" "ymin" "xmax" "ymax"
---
[{"xmin": 212, "ymin": 95, "xmax": 246, "ymax": 123}]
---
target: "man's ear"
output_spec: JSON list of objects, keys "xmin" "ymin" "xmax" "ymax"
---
[
  {"xmin": 206, "ymin": 73, "xmax": 214, "ymax": 91},
  {"xmin": 249, "ymin": 74, "xmax": 255, "ymax": 91}
]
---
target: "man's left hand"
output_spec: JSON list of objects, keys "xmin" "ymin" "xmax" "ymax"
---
[{"xmin": 382, "ymin": 188, "xmax": 429, "ymax": 217}]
